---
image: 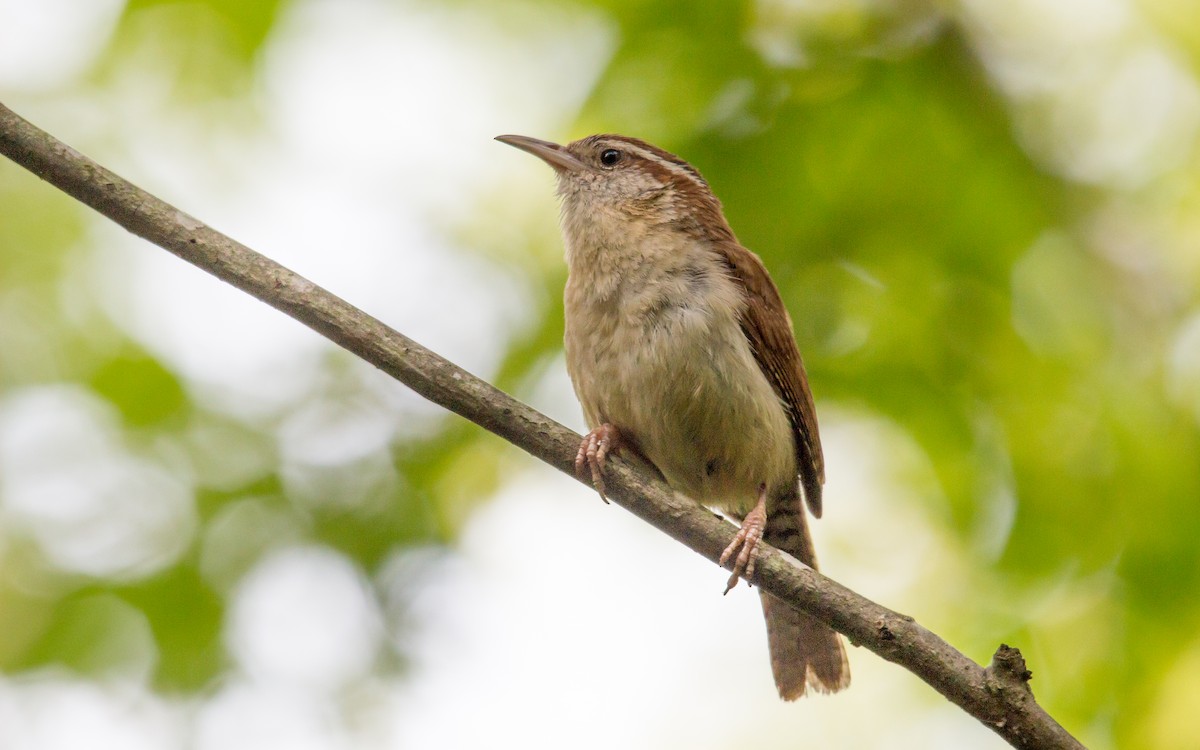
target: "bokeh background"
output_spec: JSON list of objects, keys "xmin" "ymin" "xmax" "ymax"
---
[{"xmin": 2, "ymin": 0, "xmax": 1199, "ymax": 748}]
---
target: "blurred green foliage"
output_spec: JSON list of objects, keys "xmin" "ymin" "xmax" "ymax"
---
[{"xmin": 2, "ymin": 1, "xmax": 1200, "ymax": 748}]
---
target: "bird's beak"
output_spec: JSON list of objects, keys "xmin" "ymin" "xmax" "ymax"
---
[{"xmin": 495, "ymin": 134, "xmax": 586, "ymax": 173}]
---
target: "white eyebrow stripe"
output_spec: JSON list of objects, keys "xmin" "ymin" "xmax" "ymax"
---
[{"xmin": 613, "ymin": 140, "xmax": 710, "ymax": 190}]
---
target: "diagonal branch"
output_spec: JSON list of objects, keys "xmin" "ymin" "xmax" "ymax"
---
[{"xmin": 0, "ymin": 102, "xmax": 1085, "ymax": 750}]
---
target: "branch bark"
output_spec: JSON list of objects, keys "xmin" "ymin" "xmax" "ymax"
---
[{"xmin": 0, "ymin": 101, "xmax": 1085, "ymax": 750}]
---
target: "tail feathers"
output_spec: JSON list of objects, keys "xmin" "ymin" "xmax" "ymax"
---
[
  {"xmin": 761, "ymin": 593, "xmax": 850, "ymax": 699},
  {"xmin": 761, "ymin": 489, "xmax": 849, "ymax": 699}
]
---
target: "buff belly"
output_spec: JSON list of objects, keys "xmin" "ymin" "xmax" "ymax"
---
[{"xmin": 567, "ymin": 278, "xmax": 797, "ymax": 516}]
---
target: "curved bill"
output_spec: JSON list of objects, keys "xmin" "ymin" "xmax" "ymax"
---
[{"xmin": 495, "ymin": 134, "xmax": 586, "ymax": 173}]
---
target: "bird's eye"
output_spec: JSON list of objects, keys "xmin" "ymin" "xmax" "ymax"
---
[{"xmin": 600, "ymin": 149, "xmax": 622, "ymax": 166}]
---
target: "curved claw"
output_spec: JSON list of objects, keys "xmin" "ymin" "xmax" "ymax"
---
[
  {"xmin": 575, "ymin": 424, "xmax": 620, "ymax": 504},
  {"xmin": 719, "ymin": 485, "xmax": 768, "ymax": 594}
]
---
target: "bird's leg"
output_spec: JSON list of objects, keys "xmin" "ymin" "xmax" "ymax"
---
[
  {"xmin": 575, "ymin": 423, "xmax": 621, "ymax": 503},
  {"xmin": 720, "ymin": 483, "xmax": 768, "ymax": 594}
]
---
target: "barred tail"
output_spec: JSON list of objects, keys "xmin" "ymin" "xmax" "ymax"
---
[{"xmin": 761, "ymin": 490, "xmax": 850, "ymax": 698}]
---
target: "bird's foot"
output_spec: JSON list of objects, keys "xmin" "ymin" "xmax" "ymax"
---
[
  {"xmin": 720, "ymin": 484, "xmax": 768, "ymax": 594},
  {"xmin": 575, "ymin": 423, "xmax": 621, "ymax": 504}
]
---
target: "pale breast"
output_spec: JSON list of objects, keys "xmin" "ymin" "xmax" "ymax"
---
[{"xmin": 564, "ymin": 251, "xmax": 796, "ymax": 515}]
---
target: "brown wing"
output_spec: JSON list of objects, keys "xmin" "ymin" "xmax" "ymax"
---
[{"xmin": 714, "ymin": 239, "xmax": 825, "ymax": 517}]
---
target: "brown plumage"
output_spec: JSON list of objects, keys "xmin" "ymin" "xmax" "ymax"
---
[
  {"xmin": 716, "ymin": 239, "xmax": 826, "ymax": 518},
  {"xmin": 497, "ymin": 132, "xmax": 849, "ymax": 698}
]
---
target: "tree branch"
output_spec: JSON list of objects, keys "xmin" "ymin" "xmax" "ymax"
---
[{"xmin": 0, "ymin": 101, "xmax": 1085, "ymax": 750}]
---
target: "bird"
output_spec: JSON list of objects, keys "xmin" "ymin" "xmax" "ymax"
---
[{"xmin": 496, "ymin": 132, "xmax": 849, "ymax": 699}]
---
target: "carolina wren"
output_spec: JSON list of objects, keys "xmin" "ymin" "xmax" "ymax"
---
[{"xmin": 497, "ymin": 133, "xmax": 849, "ymax": 699}]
